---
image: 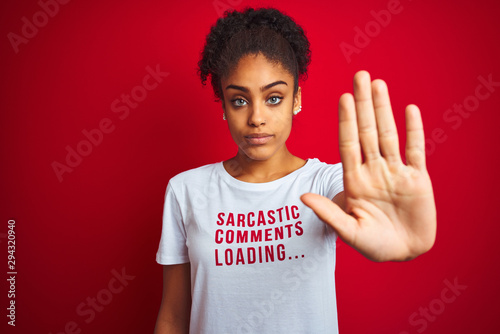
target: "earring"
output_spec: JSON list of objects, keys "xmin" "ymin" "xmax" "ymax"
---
[
  {"xmin": 223, "ymin": 112, "xmax": 226, "ymax": 120},
  {"xmin": 293, "ymin": 106, "xmax": 302, "ymax": 115}
]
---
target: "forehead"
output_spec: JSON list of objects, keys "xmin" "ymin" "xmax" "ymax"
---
[{"xmin": 222, "ymin": 53, "xmax": 293, "ymax": 87}]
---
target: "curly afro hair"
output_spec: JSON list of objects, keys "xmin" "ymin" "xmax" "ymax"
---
[{"xmin": 198, "ymin": 7, "xmax": 311, "ymax": 101}]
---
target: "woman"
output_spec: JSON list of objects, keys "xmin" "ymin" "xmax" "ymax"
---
[{"xmin": 155, "ymin": 7, "xmax": 436, "ymax": 334}]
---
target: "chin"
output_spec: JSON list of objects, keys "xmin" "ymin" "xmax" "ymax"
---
[{"xmin": 240, "ymin": 147, "xmax": 276, "ymax": 161}]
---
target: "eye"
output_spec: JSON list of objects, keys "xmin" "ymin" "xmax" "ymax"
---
[
  {"xmin": 231, "ymin": 98, "xmax": 247, "ymax": 107},
  {"xmin": 267, "ymin": 96, "xmax": 283, "ymax": 105}
]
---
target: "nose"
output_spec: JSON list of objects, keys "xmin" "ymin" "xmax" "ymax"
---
[{"xmin": 248, "ymin": 103, "xmax": 266, "ymax": 127}]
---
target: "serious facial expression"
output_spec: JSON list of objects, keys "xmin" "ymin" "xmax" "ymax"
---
[{"xmin": 221, "ymin": 53, "xmax": 301, "ymax": 161}]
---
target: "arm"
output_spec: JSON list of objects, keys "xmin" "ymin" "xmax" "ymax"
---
[
  {"xmin": 154, "ymin": 263, "xmax": 191, "ymax": 334},
  {"xmin": 332, "ymin": 191, "xmax": 346, "ymax": 211},
  {"xmin": 302, "ymin": 70, "xmax": 436, "ymax": 262}
]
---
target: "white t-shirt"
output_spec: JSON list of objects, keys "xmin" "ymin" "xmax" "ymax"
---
[{"xmin": 156, "ymin": 158, "xmax": 344, "ymax": 334}]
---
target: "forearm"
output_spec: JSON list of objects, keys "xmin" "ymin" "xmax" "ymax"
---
[
  {"xmin": 154, "ymin": 318, "xmax": 189, "ymax": 334},
  {"xmin": 154, "ymin": 314, "xmax": 189, "ymax": 334},
  {"xmin": 332, "ymin": 191, "xmax": 346, "ymax": 211}
]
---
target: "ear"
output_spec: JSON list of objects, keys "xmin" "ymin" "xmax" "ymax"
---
[{"xmin": 294, "ymin": 86, "xmax": 302, "ymax": 111}]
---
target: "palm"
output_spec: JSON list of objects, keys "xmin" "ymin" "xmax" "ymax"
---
[{"xmin": 301, "ymin": 71, "xmax": 436, "ymax": 262}]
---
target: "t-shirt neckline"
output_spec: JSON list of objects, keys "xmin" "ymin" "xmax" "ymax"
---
[{"xmin": 216, "ymin": 158, "xmax": 317, "ymax": 190}]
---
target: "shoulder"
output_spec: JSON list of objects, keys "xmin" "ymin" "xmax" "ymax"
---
[
  {"xmin": 303, "ymin": 158, "xmax": 344, "ymax": 199},
  {"xmin": 168, "ymin": 161, "xmax": 221, "ymax": 189},
  {"xmin": 303, "ymin": 158, "xmax": 343, "ymax": 177}
]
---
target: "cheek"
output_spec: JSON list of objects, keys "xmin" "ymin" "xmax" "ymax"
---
[
  {"xmin": 226, "ymin": 121, "xmax": 246, "ymax": 147},
  {"xmin": 270, "ymin": 110, "xmax": 293, "ymax": 135}
]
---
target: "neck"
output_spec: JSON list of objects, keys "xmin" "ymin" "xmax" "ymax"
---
[{"xmin": 224, "ymin": 146, "xmax": 306, "ymax": 183}]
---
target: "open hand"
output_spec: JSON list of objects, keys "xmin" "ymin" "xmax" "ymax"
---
[{"xmin": 301, "ymin": 70, "xmax": 436, "ymax": 262}]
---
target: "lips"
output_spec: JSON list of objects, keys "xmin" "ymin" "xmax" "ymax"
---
[{"xmin": 244, "ymin": 133, "xmax": 273, "ymax": 145}]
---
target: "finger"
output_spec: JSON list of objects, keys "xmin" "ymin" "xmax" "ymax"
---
[
  {"xmin": 405, "ymin": 104, "xmax": 426, "ymax": 170},
  {"xmin": 371, "ymin": 79, "xmax": 402, "ymax": 164},
  {"xmin": 300, "ymin": 193, "xmax": 358, "ymax": 244},
  {"xmin": 353, "ymin": 70, "xmax": 380, "ymax": 161},
  {"xmin": 339, "ymin": 92, "xmax": 362, "ymax": 172}
]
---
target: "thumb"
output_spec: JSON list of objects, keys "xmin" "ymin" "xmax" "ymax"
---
[{"xmin": 300, "ymin": 193, "xmax": 357, "ymax": 244}]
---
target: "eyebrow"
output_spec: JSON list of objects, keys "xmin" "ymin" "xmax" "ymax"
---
[{"xmin": 225, "ymin": 80, "xmax": 288, "ymax": 93}]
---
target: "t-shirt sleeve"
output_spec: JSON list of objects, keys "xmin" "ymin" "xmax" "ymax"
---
[
  {"xmin": 156, "ymin": 182, "xmax": 190, "ymax": 265},
  {"xmin": 323, "ymin": 162, "xmax": 344, "ymax": 200}
]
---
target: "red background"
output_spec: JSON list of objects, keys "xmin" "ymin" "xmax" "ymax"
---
[{"xmin": 1, "ymin": 0, "xmax": 499, "ymax": 333}]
